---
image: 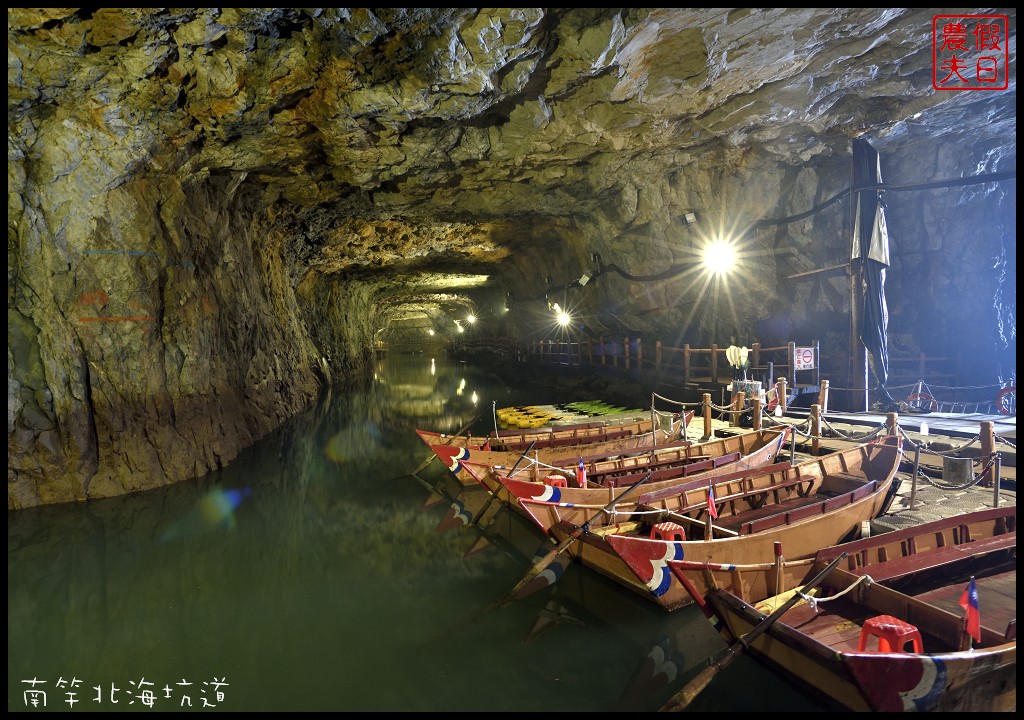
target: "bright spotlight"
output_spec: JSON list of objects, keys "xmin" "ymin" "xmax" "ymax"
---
[
  {"xmin": 467, "ymin": 314, "xmax": 476, "ymax": 324},
  {"xmin": 703, "ymin": 240, "xmax": 736, "ymax": 275}
]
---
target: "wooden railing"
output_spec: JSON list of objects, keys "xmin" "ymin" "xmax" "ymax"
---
[{"xmin": 523, "ymin": 337, "xmax": 822, "ymax": 392}]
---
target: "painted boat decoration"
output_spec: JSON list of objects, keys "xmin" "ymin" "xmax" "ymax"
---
[
  {"xmin": 440, "ymin": 428, "xmax": 789, "ymax": 530},
  {"xmin": 511, "ymin": 437, "xmax": 903, "ymax": 610},
  {"xmin": 665, "ymin": 505, "xmax": 1016, "ymax": 711}
]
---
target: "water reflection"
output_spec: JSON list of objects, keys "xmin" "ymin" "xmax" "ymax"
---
[
  {"xmin": 8, "ymin": 353, "xmax": 830, "ymax": 712},
  {"xmin": 158, "ymin": 487, "xmax": 252, "ymax": 542}
]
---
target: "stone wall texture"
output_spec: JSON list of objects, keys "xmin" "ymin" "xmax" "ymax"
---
[{"xmin": 9, "ymin": 8, "xmax": 1016, "ymax": 507}]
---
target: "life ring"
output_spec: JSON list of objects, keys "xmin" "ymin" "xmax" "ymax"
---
[
  {"xmin": 905, "ymin": 392, "xmax": 939, "ymax": 412},
  {"xmin": 995, "ymin": 386, "xmax": 1016, "ymax": 415}
]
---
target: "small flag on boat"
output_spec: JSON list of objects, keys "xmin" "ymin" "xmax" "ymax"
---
[
  {"xmin": 706, "ymin": 482, "xmax": 718, "ymax": 520},
  {"xmin": 959, "ymin": 576, "xmax": 981, "ymax": 644},
  {"xmin": 576, "ymin": 457, "xmax": 587, "ymax": 487}
]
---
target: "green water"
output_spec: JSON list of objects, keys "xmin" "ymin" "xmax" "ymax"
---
[{"xmin": 8, "ymin": 353, "xmax": 830, "ymax": 712}]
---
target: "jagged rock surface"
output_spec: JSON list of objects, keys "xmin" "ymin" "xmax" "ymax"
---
[{"xmin": 8, "ymin": 8, "xmax": 1016, "ymax": 507}]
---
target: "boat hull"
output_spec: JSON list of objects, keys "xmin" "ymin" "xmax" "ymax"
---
[{"xmin": 524, "ymin": 438, "xmax": 904, "ymax": 610}]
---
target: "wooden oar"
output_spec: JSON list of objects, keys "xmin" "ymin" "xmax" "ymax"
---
[
  {"xmin": 661, "ymin": 551, "xmax": 848, "ymax": 711},
  {"xmin": 496, "ymin": 470, "xmax": 655, "ymax": 608},
  {"xmin": 470, "ymin": 440, "xmax": 538, "ymax": 526},
  {"xmin": 407, "ymin": 408, "xmax": 487, "ymax": 480}
]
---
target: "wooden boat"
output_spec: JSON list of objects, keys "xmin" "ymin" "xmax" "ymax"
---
[
  {"xmin": 419, "ymin": 409, "xmax": 695, "ymax": 488},
  {"xmin": 459, "ymin": 497, "xmax": 730, "ymax": 711},
  {"xmin": 666, "ymin": 506, "xmax": 1016, "ymax": 711},
  {"xmin": 462, "ymin": 424, "xmax": 781, "ymax": 488},
  {"xmin": 669, "ymin": 505, "xmax": 1017, "ymax": 606},
  {"xmin": 437, "ymin": 428, "xmax": 791, "ymax": 532},
  {"xmin": 415, "ymin": 409, "xmax": 695, "ymax": 454},
  {"xmin": 510, "ymin": 437, "xmax": 903, "ymax": 611}
]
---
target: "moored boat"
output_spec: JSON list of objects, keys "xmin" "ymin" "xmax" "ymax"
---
[
  {"xmin": 420, "ymin": 409, "xmax": 696, "ymax": 488},
  {"xmin": 664, "ymin": 506, "xmax": 1017, "ymax": 711},
  {"xmin": 439, "ymin": 428, "xmax": 791, "ymax": 531},
  {"xmin": 509, "ymin": 437, "xmax": 903, "ymax": 611}
]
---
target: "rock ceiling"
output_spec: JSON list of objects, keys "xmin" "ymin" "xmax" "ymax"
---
[
  {"xmin": 7, "ymin": 8, "xmax": 1017, "ymax": 507},
  {"xmin": 10, "ymin": 7, "xmax": 1017, "ymax": 333}
]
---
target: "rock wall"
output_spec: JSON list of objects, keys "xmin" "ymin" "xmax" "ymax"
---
[
  {"xmin": 7, "ymin": 171, "xmax": 348, "ymax": 508},
  {"xmin": 8, "ymin": 8, "xmax": 1015, "ymax": 507}
]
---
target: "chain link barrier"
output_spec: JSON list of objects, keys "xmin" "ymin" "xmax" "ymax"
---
[
  {"xmin": 819, "ymin": 378, "xmax": 1012, "ymax": 415},
  {"xmin": 818, "ymin": 417, "xmax": 887, "ymax": 443},
  {"xmin": 894, "ymin": 426, "xmax": 1002, "ymax": 491}
]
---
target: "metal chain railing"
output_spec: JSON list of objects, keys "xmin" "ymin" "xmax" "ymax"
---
[
  {"xmin": 895, "ymin": 426, "xmax": 997, "ymax": 491},
  {"xmin": 821, "ymin": 378, "xmax": 1011, "ymax": 415},
  {"xmin": 819, "ymin": 416, "xmax": 887, "ymax": 443}
]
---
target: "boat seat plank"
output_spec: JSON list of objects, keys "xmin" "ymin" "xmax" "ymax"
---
[
  {"xmin": 856, "ymin": 534, "xmax": 1017, "ymax": 583},
  {"xmin": 603, "ymin": 460, "xmax": 715, "ymax": 488},
  {"xmin": 549, "ymin": 439, "xmax": 692, "ymax": 466},
  {"xmin": 716, "ymin": 493, "xmax": 834, "ymax": 534},
  {"xmin": 775, "ymin": 599, "xmax": 867, "ymax": 652},
  {"xmin": 588, "ymin": 454, "xmax": 712, "ymax": 481},
  {"xmin": 638, "ymin": 461, "xmax": 794, "ymax": 504},
  {"xmin": 712, "ymin": 451, "xmax": 742, "ymax": 467},
  {"xmin": 913, "ymin": 570, "xmax": 1016, "ymax": 639}
]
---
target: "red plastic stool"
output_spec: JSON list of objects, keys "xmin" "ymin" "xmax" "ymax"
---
[
  {"xmin": 543, "ymin": 475, "xmax": 567, "ymax": 488},
  {"xmin": 650, "ymin": 522, "xmax": 686, "ymax": 542},
  {"xmin": 858, "ymin": 615, "xmax": 923, "ymax": 653}
]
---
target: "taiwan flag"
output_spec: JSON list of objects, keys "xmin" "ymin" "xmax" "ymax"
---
[
  {"xmin": 575, "ymin": 457, "xmax": 587, "ymax": 487},
  {"xmin": 959, "ymin": 576, "xmax": 981, "ymax": 644},
  {"xmin": 706, "ymin": 482, "xmax": 719, "ymax": 520}
]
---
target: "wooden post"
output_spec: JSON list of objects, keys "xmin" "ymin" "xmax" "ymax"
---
[
  {"xmin": 813, "ymin": 340, "xmax": 821, "ymax": 390},
  {"xmin": 731, "ymin": 392, "xmax": 745, "ymax": 427},
  {"xmin": 773, "ymin": 542, "xmax": 784, "ymax": 597},
  {"xmin": 711, "ymin": 343, "xmax": 719, "ymax": 384},
  {"xmin": 587, "ymin": 338, "xmax": 593, "ymax": 365},
  {"xmin": 623, "ymin": 337, "xmax": 631, "ymax": 370},
  {"xmin": 818, "ymin": 379, "xmax": 830, "ymax": 415},
  {"xmin": 655, "ymin": 340, "xmax": 663, "ymax": 373},
  {"xmin": 702, "ymin": 392, "xmax": 712, "ymax": 440},
  {"xmin": 886, "ymin": 412, "xmax": 898, "ymax": 436},
  {"xmin": 752, "ymin": 342, "xmax": 761, "ymax": 372},
  {"xmin": 752, "ymin": 390, "xmax": 762, "ymax": 431},
  {"xmin": 980, "ymin": 420, "xmax": 995, "ymax": 486},
  {"xmin": 810, "ymin": 404, "xmax": 821, "ymax": 455},
  {"xmin": 636, "ymin": 337, "xmax": 643, "ymax": 372},
  {"xmin": 992, "ymin": 454, "xmax": 1001, "ymax": 507},
  {"xmin": 684, "ymin": 344, "xmax": 692, "ymax": 388},
  {"xmin": 599, "ymin": 336, "xmax": 606, "ymax": 365},
  {"xmin": 909, "ymin": 443, "xmax": 920, "ymax": 510},
  {"xmin": 850, "ymin": 260, "xmax": 869, "ymax": 413},
  {"xmin": 787, "ymin": 341, "xmax": 797, "ymax": 389},
  {"xmin": 777, "ymin": 377, "xmax": 788, "ymax": 415}
]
